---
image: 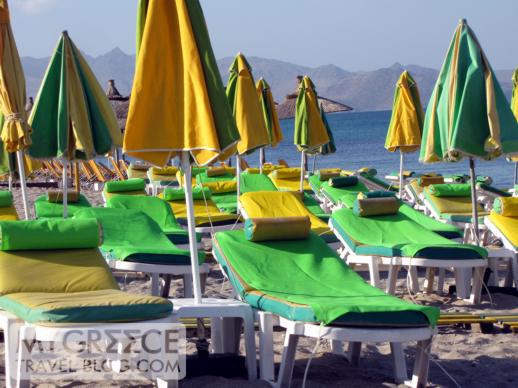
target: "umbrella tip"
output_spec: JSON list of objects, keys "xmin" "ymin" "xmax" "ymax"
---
[
  {"xmin": 459, "ymin": 18, "xmax": 467, "ymax": 25},
  {"xmin": 62, "ymin": 30, "xmax": 69, "ymax": 37}
]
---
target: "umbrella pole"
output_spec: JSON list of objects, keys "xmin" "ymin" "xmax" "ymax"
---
[
  {"xmin": 312, "ymin": 155, "xmax": 317, "ymax": 174},
  {"xmin": 181, "ymin": 151, "xmax": 203, "ymax": 304},
  {"xmin": 514, "ymin": 162, "xmax": 518, "ymax": 186},
  {"xmin": 399, "ymin": 150, "xmax": 404, "ymax": 199},
  {"xmin": 236, "ymin": 154, "xmax": 242, "ymax": 213},
  {"xmin": 469, "ymin": 158, "xmax": 480, "ymax": 244},
  {"xmin": 62, "ymin": 159, "xmax": 69, "ymax": 218},
  {"xmin": 299, "ymin": 150, "xmax": 306, "ymax": 193},
  {"xmin": 8, "ymin": 173, "xmax": 12, "ymax": 192},
  {"xmin": 16, "ymin": 151, "xmax": 30, "ymax": 220},
  {"xmin": 259, "ymin": 147, "xmax": 265, "ymax": 174}
]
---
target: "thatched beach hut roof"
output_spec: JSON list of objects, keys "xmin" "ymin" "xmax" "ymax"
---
[
  {"xmin": 106, "ymin": 80, "xmax": 129, "ymax": 131},
  {"xmin": 276, "ymin": 76, "xmax": 353, "ymax": 120}
]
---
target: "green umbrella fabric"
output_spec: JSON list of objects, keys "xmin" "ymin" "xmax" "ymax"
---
[
  {"xmin": 420, "ymin": 20, "xmax": 518, "ymax": 163},
  {"xmin": 318, "ymin": 103, "xmax": 336, "ymax": 155},
  {"xmin": 28, "ymin": 31, "xmax": 121, "ymax": 161}
]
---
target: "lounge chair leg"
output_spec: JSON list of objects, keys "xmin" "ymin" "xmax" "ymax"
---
[
  {"xmin": 183, "ymin": 275, "xmax": 193, "ymax": 298},
  {"xmin": 258, "ymin": 311, "xmax": 275, "ymax": 382},
  {"xmin": 367, "ymin": 257, "xmax": 381, "ymax": 288},
  {"xmin": 407, "ymin": 338, "xmax": 432, "ymax": 388},
  {"xmin": 331, "ymin": 340, "xmax": 344, "ymax": 355},
  {"xmin": 387, "ymin": 265, "xmax": 400, "ymax": 295},
  {"xmin": 390, "ymin": 342, "xmax": 407, "ymax": 384},
  {"xmin": 512, "ymin": 254, "xmax": 518, "ymax": 291},
  {"xmin": 504, "ymin": 258, "xmax": 513, "ymax": 287},
  {"xmin": 487, "ymin": 258, "xmax": 498, "ymax": 287},
  {"xmin": 408, "ymin": 266, "xmax": 419, "ymax": 294},
  {"xmin": 3, "ymin": 317, "xmax": 21, "ymax": 388},
  {"xmin": 437, "ymin": 268, "xmax": 445, "ymax": 293},
  {"xmin": 346, "ymin": 342, "xmax": 361, "ymax": 366},
  {"xmin": 220, "ymin": 317, "xmax": 241, "ymax": 354},
  {"xmin": 423, "ymin": 268, "xmax": 435, "ymax": 293},
  {"xmin": 470, "ymin": 267, "xmax": 485, "ymax": 304},
  {"xmin": 454, "ymin": 268, "xmax": 471, "ymax": 300},
  {"xmin": 151, "ymin": 273, "xmax": 160, "ymax": 296},
  {"xmin": 243, "ymin": 309, "xmax": 258, "ymax": 380},
  {"xmin": 17, "ymin": 326, "xmax": 35, "ymax": 388},
  {"xmin": 276, "ymin": 331, "xmax": 299, "ymax": 388}
]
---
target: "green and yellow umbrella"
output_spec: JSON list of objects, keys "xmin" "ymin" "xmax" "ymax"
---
[
  {"xmin": 420, "ymin": 19, "xmax": 518, "ymax": 241},
  {"xmin": 0, "ymin": 0, "xmax": 33, "ymax": 219},
  {"xmin": 294, "ymin": 76, "xmax": 329, "ymax": 191},
  {"xmin": 29, "ymin": 31, "xmax": 122, "ymax": 217},
  {"xmin": 385, "ymin": 70, "xmax": 424, "ymax": 196},
  {"xmin": 509, "ymin": 68, "xmax": 518, "ymax": 184},
  {"xmin": 257, "ymin": 77, "xmax": 283, "ymax": 170},
  {"xmin": 124, "ymin": 0, "xmax": 240, "ymax": 303}
]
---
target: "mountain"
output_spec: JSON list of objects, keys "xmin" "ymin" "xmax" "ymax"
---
[{"xmin": 20, "ymin": 49, "xmax": 514, "ymax": 112}]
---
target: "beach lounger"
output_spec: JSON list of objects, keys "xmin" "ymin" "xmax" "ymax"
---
[
  {"xmin": 483, "ymin": 198, "xmax": 518, "ymax": 290},
  {"xmin": 268, "ymin": 167, "xmax": 311, "ymax": 191},
  {"xmin": 357, "ymin": 168, "xmax": 398, "ymax": 192},
  {"xmin": 239, "ymin": 191, "xmax": 338, "ymax": 244},
  {"xmin": 212, "ymin": 221, "xmax": 437, "ymax": 387},
  {"xmin": 329, "ymin": 198, "xmax": 487, "ymax": 301},
  {"xmin": 75, "ymin": 207, "xmax": 208, "ymax": 297},
  {"xmin": 34, "ymin": 190, "xmax": 92, "ymax": 218},
  {"xmin": 102, "ymin": 178, "xmax": 148, "ymax": 203},
  {"xmin": 0, "ymin": 218, "xmax": 175, "ymax": 387},
  {"xmin": 244, "ymin": 163, "xmax": 284, "ymax": 175},
  {"xmin": 0, "ymin": 191, "xmax": 18, "ymax": 220},
  {"xmin": 159, "ymin": 187, "xmax": 240, "ymax": 233},
  {"xmin": 318, "ymin": 176, "xmax": 370, "ymax": 211},
  {"xmin": 147, "ymin": 166, "xmax": 179, "ymax": 195},
  {"xmin": 127, "ymin": 162, "xmax": 150, "ymax": 181},
  {"xmin": 199, "ymin": 181, "xmax": 238, "ymax": 214},
  {"xmin": 195, "ymin": 167, "xmax": 236, "ymax": 184},
  {"xmin": 422, "ymin": 184, "xmax": 489, "ymax": 228},
  {"xmin": 106, "ymin": 194, "xmax": 201, "ymax": 246}
]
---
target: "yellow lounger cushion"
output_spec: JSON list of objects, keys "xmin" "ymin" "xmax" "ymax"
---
[
  {"xmin": 201, "ymin": 181, "xmax": 237, "ymax": 194},
  {"xmin": 244, "ymin": 216, "xmax": 311, "ymax": 242},
  {"xmin": 489, "ymin": 213, "xmax": 518, "ymax": 249},
  {"xmin": 0, "ymin": 206, "xmax": 18, "ymax": 221},
  {"xmin": 240, "ymin": 191, "xmax": 331, "ymax": 236}
]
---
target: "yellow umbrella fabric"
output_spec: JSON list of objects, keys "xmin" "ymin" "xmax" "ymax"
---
[
  {"xmin": 0, "ymin": 0, "xmax": 30, "ymax": 152},
  {"xmin": 385, "ymin": 70, "xmax": 424, "ymax": 153},
  {"xmin": 512, "ymin": 68, "xmax": 518, "ymax": 121},
  {"xmin": 124, "ymin": 0, "xmax": 239, "ymax": 167}
]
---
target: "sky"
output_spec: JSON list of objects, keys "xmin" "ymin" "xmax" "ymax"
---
[{"xmin": 10, "ymin": 0, "xmax": 518, "ymax": 71}]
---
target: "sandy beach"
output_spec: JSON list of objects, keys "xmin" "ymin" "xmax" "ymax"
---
[{"xmin": 1, "ymin": 187, "xmax": 515, "ymax": 387}]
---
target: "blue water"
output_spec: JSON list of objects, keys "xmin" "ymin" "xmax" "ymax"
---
[{"xmin": 248, "ymin": 110, "xmax": 515, "ymax": 188}]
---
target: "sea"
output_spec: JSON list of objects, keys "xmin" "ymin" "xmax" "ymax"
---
[{"xmin": 250, "ymin": 110, "xmax": 515, "ymax": 188}]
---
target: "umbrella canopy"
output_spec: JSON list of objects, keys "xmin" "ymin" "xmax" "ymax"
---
[
  {"xmin": 135, "ymin": 0, "xmax": 149, "ymax": 59},
  {"xmin": 294, "ymin": 76, "xmax": 329, "ymax": 152},
  {"xmin": 224, "ymin": 53, "xmax": 269, "ymax": 157},
  {"xmin": 385, "ymin": 70, "xmax": 424, "ymax": 196},
  {"xmin": 124, "ymin": 0, "xmax": 240, "ymax": 304},
  {"xmin": 420, "ymin": 19, "xmax": 518, "ymax": 241},
  {"xmin": 0, "ymin": 0, "xmax": 33, "ymax": 218},
  {"xmin": 512, "ymin": 68, "xmax": 518, "ymax": 121},
  {"xmin": 29, "ymin": 31, "xmax": 121, "ymax": 160},
  {"xmin": 124, "ymin": 0, "xmax": 239, "ymax": 167},
  {"xmin": 294, "ymin": 76, "xmax": 329, "ymax": 191},
  {"xmin": 257, "ymin": 77, "xmax": 283, "ymax": 147},
  {"xmin": 318, "ymin": 103, "xmax": 336, "ymax": 155},
  {"xmin": 385, "ymin": 70, "xmax": 424, "ymax": 153}
]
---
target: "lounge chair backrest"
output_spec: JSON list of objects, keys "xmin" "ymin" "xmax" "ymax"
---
[{"xmin": 107, "ymin": 195, "xmax": 179, "ymax": 228}]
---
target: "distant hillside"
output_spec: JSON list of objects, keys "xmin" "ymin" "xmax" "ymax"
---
[{"xmin": 21, "ymin": 49, "xmax": 514, "ymax": 112}]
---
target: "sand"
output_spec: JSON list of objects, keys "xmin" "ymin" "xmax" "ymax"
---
[{"xmin": 3, "ymin": 187, "xmax": 518, "ymax": 387}]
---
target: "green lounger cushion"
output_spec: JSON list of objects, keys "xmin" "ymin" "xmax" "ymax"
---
[
  {"xmin": 0, "ymin": 191, "xmax": 13, "ymax": 207},
  {"xmin": 322, "ymin": 180, "xmax": 369, "ymax": 205},
  {"xmin": 0, "ymin": 248, "xmax": 118, "ymax": 295},
  {"xmin": 240, "ymin": 173, "xmax": 278, "ymax": 193},
  {"xmin": 0, "ymin": 289, "xmax": 172, "ymax": 324},
  {"xmin": 330, "ymin": 207, "xmax": 486, "ymax": 260},
  {"xmin": 302, "ymin": 193, "xmax": 329, "ymax": 221},
  {"xmin": 358, "ymin": 191, "xmax": 396, "ymax": 199},
  {"xmin": 428, "ymin": 183, "xmax": 472, "ymax": 197},
  {"xmin": 493, "ymin": 197, "xmax": 518, "ymax": 217},
  {"xmin": 163, "ymin": 186, "xmax": 211, "ymax": 201},
  {"xmin": 75, "ymin": 208, "xmax": 204, "ymax": 265},
  {"xmin": 308, "ymin": 174, "xmax": 324, "ymax": 193},
  {"xmin": 34, "ymin": 194, "xmax": 92, "ymax": 218},
  {"xmin": 244, "ymin": 216, "xmax": 310, "ymax": 242},
  {"xmin": 353, "ymin": 197, "xmax": 400, "ymax": 217},
  {"xmin": 329, "ymin": 176, "xmax": 358, "ymax": 188},
  {"xmin": 213, "ymin": 230, "xmax": 438, "ymax": 326},
  {"xmin": 212, "ymin": 192, "xmax": 238, "ymax": 214},
  {"xmin": 106, "ymin": 195, "xmax": 200, "ymax": 244},
  {"xmin": 0, "ymin": 219, "xmax": 101, "ymax": 251},
  {"xmin": 477, "ymin": 183, "xmax": 511, "ymax": 197},
  {"xmin": 104, "ymin": 178, "xmax": 146, "ymax": 193}
]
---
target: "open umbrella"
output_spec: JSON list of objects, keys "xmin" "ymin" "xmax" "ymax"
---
[
  {"xmin": 29, "ymin": 31, "xmax": 122, "ymax": 217},
  {"xmin": 0, "ymin": 0, "xmax": 32, "ymax": 219},
  {"xmin": 224, "ymin": 53, "xmax": 269, "ymax": 203},
  {"xmin": 294, "ymin": 76, "xmax": 329, "ymax": 192},
  {"xmin": 124, "ymin": 0, "xmax": 240, "ymax": 304},
  {"xmin": 256, "ymin": 77, "xmax": 283, "ymax": 172},
  {"xmin": 420, "ymin": 19, "xmax": 518, "ymax": 242},
  {"xmin": 385, "ymin": 70, "xmax": 424, "ymax": 197},
  {"xmin": 510, "ymin": 68, "xmax": 518, "ymax": 184}
]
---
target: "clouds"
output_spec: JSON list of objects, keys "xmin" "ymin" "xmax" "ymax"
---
[{"xmin": 14, "ymin": 0, "xmax": 56, "ymax": 14}]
